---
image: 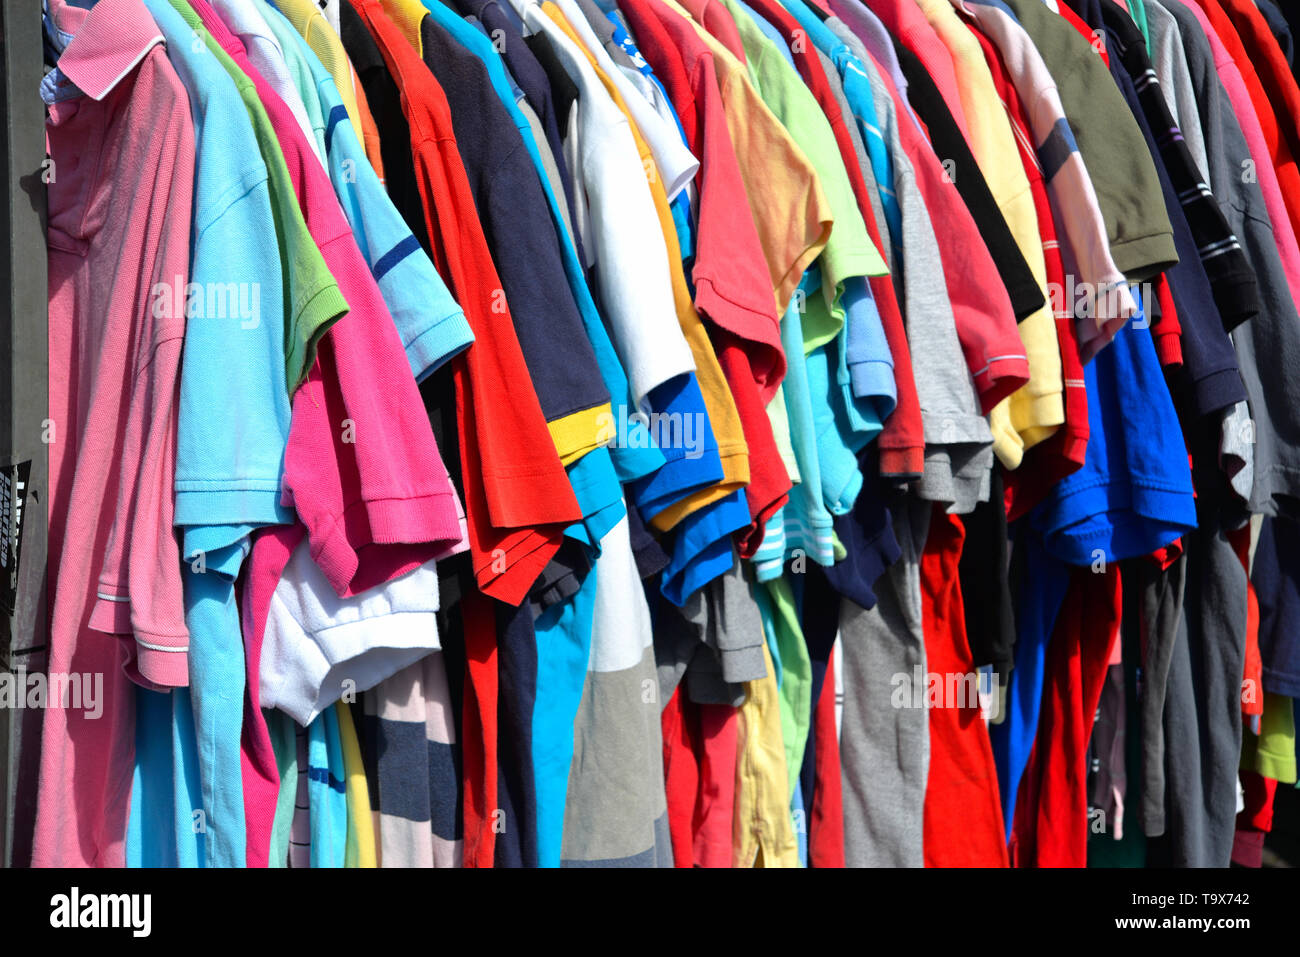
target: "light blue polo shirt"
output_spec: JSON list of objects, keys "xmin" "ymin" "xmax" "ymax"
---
[
  {"xmin": 127, "ymin": 687, "xmax": 204, "ymax": 867},
  {"xmin": 135, "ymin": 0, "xmax": 305, "ymax": 870},
  {"xmin": 307, "ymin": 707, "xmax": 349, "ymax": 867},
  {"xmin": 802, "ymin": 270, "xmax": 883, "ymax": 515},
  {"xmin": 534, "ymin": 556, "xmax": 601, "ymax": 868},
  {"xmin": 159, "ymin": 20, "xmax": 294, "ymax": 551}
]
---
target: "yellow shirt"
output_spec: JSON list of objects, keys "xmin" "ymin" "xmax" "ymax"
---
[
  {"xmin": 335, "ymin": 701, "xmax": 378, "ymax": 867},
  {"xmin": 914, "ymin": 0, "xmax": 1063, "ymax": 468},
  {"xmin": 275, "ymin": 0, "xmax": 363, "ymax": 132},
  {"xmin": 543, "ymin": 2, "xmax": 751, "ymax": 528},
  {"xmin": 1244, "ymin": 692, "xmax": 1298, "ymax": 784},
  {"xmin": 735, "ymin": 639, "xmax": 799, "ymax": 867}
]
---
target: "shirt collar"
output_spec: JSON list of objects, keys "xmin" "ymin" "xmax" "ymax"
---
[
  {"xmin": 213, "ymin": 0, "xmax": 286, "ymax": 56},
  {"xmin": 44, "ymin": 0, "xmax": 164, "ymax": 102}
]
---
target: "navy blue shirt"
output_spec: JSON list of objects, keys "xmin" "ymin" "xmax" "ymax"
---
[{"xmin": 420, "ymin": 14, "xmax": 611, "ymax": 427}]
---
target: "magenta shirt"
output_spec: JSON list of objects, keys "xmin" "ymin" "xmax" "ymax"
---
[{"xmin": 37, "ymin": 0, "xmax": 196, "ymax": 867}]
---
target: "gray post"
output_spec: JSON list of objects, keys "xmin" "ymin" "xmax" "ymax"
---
[{"xmin": 0, "ymin": 0, "xmax": 50, "ymax": 868}]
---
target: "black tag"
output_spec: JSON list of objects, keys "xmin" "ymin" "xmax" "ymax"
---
[{"xmin": 0, "ymin": 459, "xmax": 32, "ymax": 618}]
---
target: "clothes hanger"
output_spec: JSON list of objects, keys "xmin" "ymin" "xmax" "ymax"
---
[
  {"xmin": 502, "ymin": 0, "xmax": 532, "ymax": 22},
  {"xmin": 803, "ymin": 0, "xmax": 833, "ymax": 22}
]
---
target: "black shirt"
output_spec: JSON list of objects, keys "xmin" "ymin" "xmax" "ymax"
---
[{"xmin": 891, "ymin": 37, "xmax": 1047, "ymax": 324}]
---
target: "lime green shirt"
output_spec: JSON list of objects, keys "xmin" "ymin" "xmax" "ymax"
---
[
  {"xmin": 1242, "ymin": 692, "xmax": 1297, "ymax": 784},
  {"xmin": 760, "ymin": 577, "xmax": 814, "ymax": 802}
]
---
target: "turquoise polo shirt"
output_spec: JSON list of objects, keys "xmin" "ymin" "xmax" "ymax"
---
[
  {"xmin": 151, "ymin": 2, "xmax": 296, "ymax": 552},
  {"xmin": 753, "ymin": 291, "xmax": 837, "ymax": 581}
]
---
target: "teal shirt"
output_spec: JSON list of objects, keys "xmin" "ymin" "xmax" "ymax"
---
[{"xmin": 780, "ymin": 0, "xmax": 900, "ymax": 246}]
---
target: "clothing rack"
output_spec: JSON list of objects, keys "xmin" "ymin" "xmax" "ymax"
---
[
  {"xmin": 13, "ymin": 0, "xmax": 1300, "ymax": 873},
  {"xmin": 0, "ymin": 0, "xmax": 50, "ymax": 870}
]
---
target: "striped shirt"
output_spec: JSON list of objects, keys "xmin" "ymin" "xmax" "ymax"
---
[{"xmin": 1099, "ymin": 0, "xmax": 1260, "ymax": 331}]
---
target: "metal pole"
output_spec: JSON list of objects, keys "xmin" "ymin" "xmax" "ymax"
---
[{"xmin": 0, "ymin": 0, "xmax": 50, "ymax": 869}]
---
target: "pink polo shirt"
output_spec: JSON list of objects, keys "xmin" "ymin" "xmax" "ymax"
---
[
  {"xmin": 239, "ymin": 522, "xmax": 301, "ymax": 867},
  {"xmin": 189, "ymin": 0, "xmax": 463, "ymax": 598},
  {"xmin": 37, "ymin": 0, "xmax": 195, "ymax": 867}
]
